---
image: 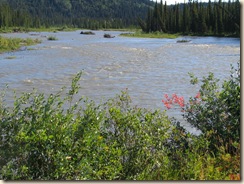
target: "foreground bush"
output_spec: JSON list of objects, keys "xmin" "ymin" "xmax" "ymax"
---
[
  {"xmin": 162, "ymin": 62, "xmax": 240, "ymax": 180},
  {"xmin": 185, "ymin": 62, "xmax": 240, "ymax": 154},
  {"xmin": 0, "ymin": 72, "xmax": 174, "ymax": 180},
  {"xmin": 0, "ymin": 62, "xmax": 240, "ymax": 180}
]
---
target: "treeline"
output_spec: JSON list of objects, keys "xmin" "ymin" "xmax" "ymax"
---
[
  {"xmin": 0, "ymin": 0, "xmax": 240, "ymax": 35},
  {"xmin": 0, "ymin": 0, "xmax": 153, "ymax": 29},
  {"xmin": 138, "ymin": 0, "xmax": 240, "ymax": 36}
]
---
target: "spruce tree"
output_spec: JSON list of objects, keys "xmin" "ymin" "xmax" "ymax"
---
[{"xmin": 217, "ymin": 0, "xmax": 224, "ymax": 34}]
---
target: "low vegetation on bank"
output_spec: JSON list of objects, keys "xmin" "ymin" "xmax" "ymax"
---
[
  {"xmin": 0, "ymin": 36, "xmax": 41, "ymax": 53},
  {"xmin": 0, "ymin": 62, "xmax": 240, "ymax": 180},
  {"xmin": 0, "ymin": 26, "xmax": 79, "ymax": 34},
  {"xmin": 120, "ymin": 31, "xmax": 179, "ymax": 39}
]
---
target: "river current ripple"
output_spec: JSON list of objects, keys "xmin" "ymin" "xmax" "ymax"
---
[{"xmin": 0, "ymin": 30, "xmax": 240, "ymax": 132}]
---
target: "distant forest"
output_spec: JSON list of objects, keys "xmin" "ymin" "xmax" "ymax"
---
[
  {"xmin": 138, "ymin": 0, "xmax": 240, "ymax": 36},
  {"xmin": 0, "ymin": 0, "xmax": 153, "ymax": 29},
  {"xmin": 0, "ymin": 0, "xmax": 240, "ymax": 36}
]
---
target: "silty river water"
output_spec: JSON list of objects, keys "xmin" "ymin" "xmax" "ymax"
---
[{"xmin": 0, "ymin": 30, "xmax": 240, "ymax": 133}]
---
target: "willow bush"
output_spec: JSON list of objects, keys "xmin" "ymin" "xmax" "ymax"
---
[
  {"xmin": 184, "ymin": 62, "xmax": 240, "ymax": 154},
  {"xmin": 0, "ymin": 72, "xmax": 174, "ymax": 180},
  {"xmin": 162, "ymin": 62, "xmax": 240, "ymax": 180}
]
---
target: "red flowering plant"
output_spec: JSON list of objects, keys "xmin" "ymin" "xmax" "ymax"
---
[
  {"xmin": 161, "ymin": 63, "xmax": 240, "ymax": 179},
  {"xmin": 162, "ymin": 93, "xmax": 185, "ymax": 110},
  {"xmin": 161, "ymin": 91, "xmax": 202, "ymax": 152},
  {"xmin": 161, "ymin": 93, "xmax": 194, "ymax": 165},
  {"xmin": 162, "ymin": 92, "xmax": 201, "ymax": 112},
  {"xmin": 162, "ymin": 62, "xmax": 240, "ymax": 156}
]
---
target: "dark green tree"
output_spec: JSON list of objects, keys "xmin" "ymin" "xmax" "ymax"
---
[{"xmin": 217, "ymin": 0, "xmax": 224, "ymax": 34}]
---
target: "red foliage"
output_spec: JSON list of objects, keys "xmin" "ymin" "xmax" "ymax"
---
[
  {"xmin": 162, "ymin": 93, "xmax": 185, "ymax": 109},
  {"xmin": 162, "ymin": 92, "xmax": 201, "ymax": 110},
  {"xmin": 229, "ymin": 173, "xmax": 240, "ymax": 180}
]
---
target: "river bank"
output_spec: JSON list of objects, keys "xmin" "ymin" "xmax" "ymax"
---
[{"xmin": 1, "ymin": 26, "xmax": 239, "ymax": 39}]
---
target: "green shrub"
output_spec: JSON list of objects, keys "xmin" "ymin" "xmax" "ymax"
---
[
  {"xmin": 161, "ymin": 62, "xmax": 240, "ymax": 180},
  {"xmin": 184, "ymin": 62, "xmax": 240, "ymax": 154},
  {"xmin": 0, "ymin": 72, "xmax": 174, "ymax": 180}
]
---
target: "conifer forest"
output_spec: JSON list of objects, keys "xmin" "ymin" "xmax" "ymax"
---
[{"xmin": 0, "ymin": 0, "xmax": 240, "ymax": 36}]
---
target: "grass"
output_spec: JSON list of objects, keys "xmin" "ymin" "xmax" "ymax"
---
[
  {"xmin": 5, "ymin": 56, "xmax": 16, "ymax": 59},
  {"xmin": 181, "ymin": 32, "xmax": 240, "ymax": 38},
  {"xmin": 177, "ymin": 39, "xmax": 191, "ymax": 43},
  {"xmin": 120, "ymin": 31, "xmax": 179, "ymax": 39},
  {"xmin": 0, "ymin": 26, "xmax": 79, "ymax": 34},
  {"xmin": 0, "ymin": 36, "xmax": 41, "ymax": 53},
  {"xmin": 102, "ymin": 28, "xmax": 140, "ymax": 32},
  {"xmin": 27, "ymin": 48, "xmax": 37, "ymax": 51}
]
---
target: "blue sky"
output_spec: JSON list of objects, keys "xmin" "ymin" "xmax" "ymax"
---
[
  {"xmin": 153, "ymin": 0, "xmax": 188, "ymax": 5},
  {"xmin": 152, "ymin": 0, "xmax": 219, "ymax": 5},
  {"xmin": 153, "ymin": 0, "xmax": 241, "ymax": 5}
]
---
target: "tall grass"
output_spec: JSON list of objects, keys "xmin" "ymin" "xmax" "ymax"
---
[
  {"xmin": 0, "ymin": 36, "xmax": 41, "ymax": 53},
  {"xmin": 0, "ymin": 26, "xmax": 79, "ymax": 33}
]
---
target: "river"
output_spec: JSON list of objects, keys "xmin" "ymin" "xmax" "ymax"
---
[{"xmin": 0, "ymin": 30, "xmax": 240, "ymax": 132}]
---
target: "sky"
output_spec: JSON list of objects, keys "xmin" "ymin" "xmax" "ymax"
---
[
  {"xmin": 151, "ymin": 0, "xmax": 206, "ymax": 5},
  {"xmin": 152, "ymin": 0, "xmax": 232, "ymax": 5},
  {"xmin": 152, "ymin": 0, "xmax": 189, "ymax": 5}
]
